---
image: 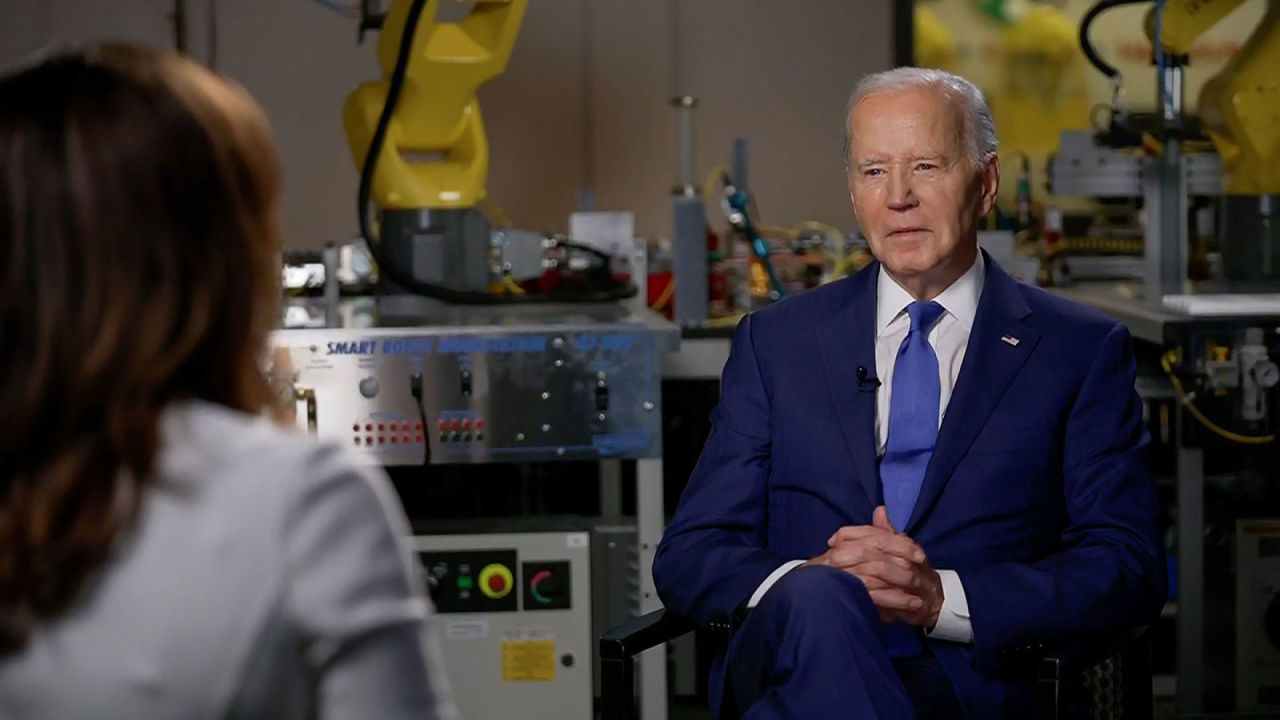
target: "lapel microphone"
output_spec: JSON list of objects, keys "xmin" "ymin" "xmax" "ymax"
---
[{"xmin": 856, "ymin": 366, "xmax": 881, "ymax": 392}]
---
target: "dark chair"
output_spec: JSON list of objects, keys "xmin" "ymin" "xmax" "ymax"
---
[
  {"xmin": 1034, "ymin": 625, "xmax": 1153, "ymax": 720},
  {"xmin": 600, "ymin": 610, "xmax": 1151, "ymax": 720}
]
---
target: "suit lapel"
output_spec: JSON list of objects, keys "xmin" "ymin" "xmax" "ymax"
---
[
  {"xmin": 815, "ymin": 263, "xmax": 881, "ymax": 512},
  {"xmin": 904, "ymin": 254, "xmax": 1041, "ymax": 534}
]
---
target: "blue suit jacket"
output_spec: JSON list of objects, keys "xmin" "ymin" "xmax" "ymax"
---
[{"xmin": 653, "ymin": 254, "xmax": 1167, "ymax": 717}]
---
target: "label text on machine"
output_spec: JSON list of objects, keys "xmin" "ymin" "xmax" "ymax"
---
[{"xmin": 325, "ymin": 333, "xmax": 635, "ymax": 356}]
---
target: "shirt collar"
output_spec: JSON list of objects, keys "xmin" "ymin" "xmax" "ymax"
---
[{"xmin": 875, "ymin": 250, "xmax": 985, "ymax": 337}]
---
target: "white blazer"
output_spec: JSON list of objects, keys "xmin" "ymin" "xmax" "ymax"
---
[{"xmin": 0, "ymin": 400, "xmax": 457, "ymax": 720}]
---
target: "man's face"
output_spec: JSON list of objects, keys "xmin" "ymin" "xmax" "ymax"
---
[{"xmin": 848, "ymin": 86, "xmax": 998, "ymax": 293}]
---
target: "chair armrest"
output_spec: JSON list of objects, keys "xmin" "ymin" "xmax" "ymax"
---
[
  {"xmin": 600, "ymin": 609, "xmax": 699, "ymax": 720},
  {"xmin": 600, "ymin": 608, "xmax": 697, "ymax": 660},
  {"xmin": 1042, "ymin": 625, "xmax": 1148, "ymax": 675},
  {"xmin": 1038, "ymin": 656, "xmax": 1064, "ymax": 720},
  {"xmin": 1008, "ymin": 625, "xmax": 1149, "ymax": 675},
  {"xmin": 1032, "ymin": 626, "xmax": 1152, "ymax": 720}
]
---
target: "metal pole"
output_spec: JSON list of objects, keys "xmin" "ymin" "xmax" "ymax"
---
[
  {"xmin": 1150, "ymin": 61, "xmax": 1186, "ymax": 299},
  {"xmin": 671, "ymin": 96, "xmax": 708, "ymax": 326},
  {"xmin": 671, "ymin": 97, "xmax": 699, "ymax": 197},
  {"xmin": 322, "ymin": 242, "xmax": 340, "ymax": 328},
  {"xmin": 1158, "ymin": 145, "xmax": 1188, "ymax": 297},
  {"xmin": 1142, "ymin": 162, "xmax": 1162, "ymax": 301},
  {"xmin": 1161, "ymin": 66, "xmax": 1183, "ymax": 124},
  {"xmin": 672, "ymin": 196, "xmax": 708, "ymax": 325},
  {"xmin": 599, "ymin": 459, "xmax": 623, "ymax": 517},
  {"xmin": 636, "ymin": 457, "xmax": 668, "ymax": 720},
  {"xmin": 731, "ymin": 137, "xmax": 750, "ymax": 200},
  {"xmin": 1176, "ymin": 413, "xmax": 1205, "ymax": 714},
  {"xmin": 1261, "ymin": 195, "xmax": 1273, "ymax": 275}
]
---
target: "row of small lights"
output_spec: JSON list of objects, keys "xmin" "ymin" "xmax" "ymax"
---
[{"xmin": 351, "ymin": 419, "xmax": 487, "ymax": 446}]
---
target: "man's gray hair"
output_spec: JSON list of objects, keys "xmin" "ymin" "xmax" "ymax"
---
[{"xmin": 842, "ymin": 67, "xmax": 997, "ymax": 174}]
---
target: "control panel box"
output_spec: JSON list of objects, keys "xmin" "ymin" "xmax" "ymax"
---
[
  {"xmin": 1238, "ymin": 519, "xmax": 1280, "ymax": 710},
  {"xmin": 413, "ymin": 530, "xmax": 593, "ymax": 720},
  {"xmin": 271, "ymin": 300, "xmax": 678, "ymax": 465}
]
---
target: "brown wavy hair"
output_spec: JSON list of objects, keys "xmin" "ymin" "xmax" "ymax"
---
[{"xmin": 0, "ymin": 44, "xmax": 282, "ymax": 651}]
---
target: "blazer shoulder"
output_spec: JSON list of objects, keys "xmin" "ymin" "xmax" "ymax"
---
[
  {"xmin": 158, "ymin": 400, "xmax": 365, "ymax": 503},
  {"xmin": 746, "ymin": 274, "xmax": 864, "ymax": 338},
  {"xmin": 1018, "ymin": 282, "xmax": 1125, "ymax": 343}
]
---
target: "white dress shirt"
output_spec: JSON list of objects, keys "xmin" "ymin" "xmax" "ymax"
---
[{"xmin": 747, "ymin": 252, "xmax": 985, "ymax": 645}]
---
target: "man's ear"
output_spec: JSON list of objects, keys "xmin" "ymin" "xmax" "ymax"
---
[{"xmin": 979, "ymin": 153, "xmax": 1000, "ymax": 217}]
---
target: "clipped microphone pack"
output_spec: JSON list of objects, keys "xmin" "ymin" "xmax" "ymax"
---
[{"xmin": 855, "ymin": 366, "xmax": 881, "ymax": 392}]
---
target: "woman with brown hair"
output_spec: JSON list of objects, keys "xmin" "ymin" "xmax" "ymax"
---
[{"xmin": 0, "ymin": 44, "xmax": 457, "ymax": 719}]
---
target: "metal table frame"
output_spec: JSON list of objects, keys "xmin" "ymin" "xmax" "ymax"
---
[{"xmin": 1053, "ymin": 285, "xmax": 1280, "ymax": 715}]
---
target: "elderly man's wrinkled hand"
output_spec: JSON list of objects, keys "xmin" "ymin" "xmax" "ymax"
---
[{"xmin": 806, "ymin": 506, "xmax": 944, "ymax": 628}]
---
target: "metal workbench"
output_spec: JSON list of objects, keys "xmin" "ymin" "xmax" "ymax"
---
[{"xmin": 1053, "ymin": 284, "xmax": 1280, "ymax": 715}]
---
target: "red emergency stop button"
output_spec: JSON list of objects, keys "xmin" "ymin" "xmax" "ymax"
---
[{"xmin": 478, "ymin": 563, "xmax": 514, "ymax": 600}]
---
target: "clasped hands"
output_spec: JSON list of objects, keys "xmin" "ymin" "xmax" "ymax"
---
[{"xmin": 804, "ymin": 506, "xmax": 943, "ymax": 628}]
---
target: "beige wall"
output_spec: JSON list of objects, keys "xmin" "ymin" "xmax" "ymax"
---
[{"xmin": 0, "ymin": 0, "xmax": 895, "ymax": 249}]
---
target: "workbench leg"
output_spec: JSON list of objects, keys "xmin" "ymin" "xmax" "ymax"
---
[
  {"xmin": 636, "ymin": 457, "xmax": 667, "ymax": 720},
  {"xmin": 1177, "ymin": 437, "xmax": 1205, "ymax": 715},
  {"xmin": 600, "ymin": 459, "xmax": 623, "ymax": 517}
]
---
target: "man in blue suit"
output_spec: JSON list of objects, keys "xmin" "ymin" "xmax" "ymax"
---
[{"xmin": 652, "ymin": 68, "xmax": 1166, "ymax": 719}]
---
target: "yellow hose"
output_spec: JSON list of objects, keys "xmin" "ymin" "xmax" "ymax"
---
[
  {"xmin": 703, "ymin": 164, "xmax": 728, "ymax": 216},
  {"xmin": 650, "ymin": 277, "xmax": 675, "ymax": 311},
  {"xmin": 1161, "ymin": 350, "xmax": 1274, "ymax": 444},
  {"xmin": 493, "ymin": 273, "xmax": 524, "ymax": 296}
]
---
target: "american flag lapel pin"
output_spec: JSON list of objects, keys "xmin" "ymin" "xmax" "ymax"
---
[{"xmin": 1000, "ymin": 335, "xmax": 1020, "ymax": 347}]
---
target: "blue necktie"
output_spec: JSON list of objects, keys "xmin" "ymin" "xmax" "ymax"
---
[
  {"xmin": 881, "ymin": 301, "xmax": 945, "ymax": 532},
  {"xmin": 878, "ymin": 300, "xmax": 944, "ymax": 657}
]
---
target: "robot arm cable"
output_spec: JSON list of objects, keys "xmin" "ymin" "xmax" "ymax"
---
[
  {"xmin": 356, "ymin": 0, "xmax": 635, "ymax": 304},
  {"xmin": 1079, "ymin": 0, "xmax": 1151, "ymax": 81}
]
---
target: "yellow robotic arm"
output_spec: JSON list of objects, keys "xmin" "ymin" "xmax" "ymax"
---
[
  {"xmin": 344, "ymin": 0, "xmax": 529, "ymax": 210},
  {"xmin": 1146, "ymin": 0, "xmax": 1280, "ymax": 194},
  {"xmin": 914, "ymin": 5, "xmax": 957, "ymax": 72}
]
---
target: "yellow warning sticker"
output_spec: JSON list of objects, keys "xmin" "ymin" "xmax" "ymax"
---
[{"xmin": 501, "ymin": 640, "xmax": 556, "ymax": 682}]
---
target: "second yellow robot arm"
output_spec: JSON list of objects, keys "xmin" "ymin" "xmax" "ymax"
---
[{"xmin": 1145, "ymin": 0, "xmax": 1280, "ymax": 194}]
